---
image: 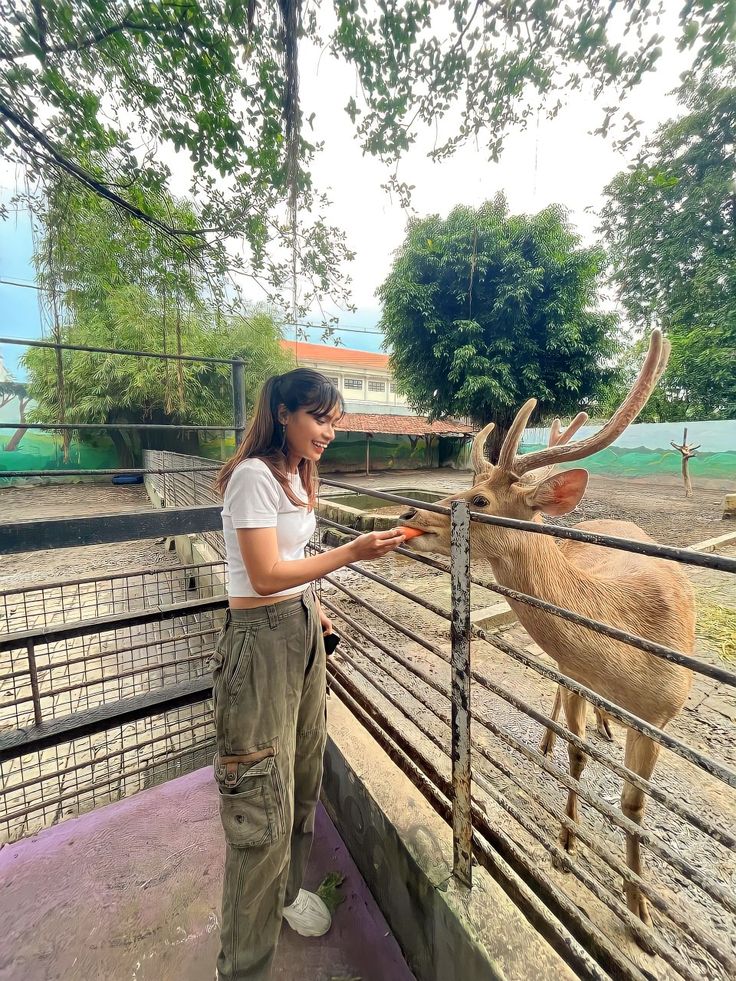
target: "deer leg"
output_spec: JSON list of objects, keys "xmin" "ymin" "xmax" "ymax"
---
[
  {"xmin": 557, "ymin": 690, "xmax": 588, "ymax": 856},
  {"xmin": 539, "ymin": 686, "xmax": 562, "ymax": 756},
  {"xmin": 621, "ymin": 730, "xmax": 661, "ymax": 943},
  {"xmin": 594, "ymin": 707, "xmax": 615, "ymax": 742}
]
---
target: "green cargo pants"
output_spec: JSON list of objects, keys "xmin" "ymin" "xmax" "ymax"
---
[{"xmin": 212, "ymin": 589, "xmax": 327, "ymax": 981}]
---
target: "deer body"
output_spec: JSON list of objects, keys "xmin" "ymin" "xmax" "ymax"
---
[
  {"xmin": 492, "ymin": 520, "xmax": 694, "ymax": 727},
  {"xmin": 401, "ymin": 330, "xmax": 696, "ymax": 941}
]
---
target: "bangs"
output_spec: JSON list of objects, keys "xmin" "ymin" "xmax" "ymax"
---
[{"xmin": 305, "ymin": 379, "xmax": 345, "ymax": 420}]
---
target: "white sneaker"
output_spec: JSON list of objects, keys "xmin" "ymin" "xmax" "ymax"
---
[{"xmin": 282, "ymin": 889, "xmax": 332, "ymax": 937}]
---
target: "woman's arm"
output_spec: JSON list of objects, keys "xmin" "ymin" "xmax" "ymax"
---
[{"xmin": 237, "ymin": 526, "xmax": 405, "ymax": 596}]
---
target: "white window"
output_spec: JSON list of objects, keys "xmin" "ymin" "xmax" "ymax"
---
[
  {"xmin": 390, "ymin": 383, "xmax": 397, "ymax": 393},
  {"xmin": 344, "ymin": 377, "xmax": 363, "ymax": 391},
  {"xmin": 327, "ymin": 376, "xmax": 339, "ymax": 387},
  {"xmin": 368, "ymin": 380, "xmax": 386, "ymax": 393}
]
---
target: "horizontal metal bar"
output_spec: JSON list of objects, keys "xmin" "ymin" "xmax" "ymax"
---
[
  {"xmin": 320, "ymin": 576, "xmax": 736, "ymax": 849},
  {"xmin": 0, "ymin": 422, "xmax": 235, "ymax": 431},
  {"xmin": 0, "ymin": 505, "xmax": 223, "ymax": 555},
  {"xmin": 2, "ymin": 733, "xmax": 215, "ymax": 825},
  {"xmin": 0, "ymin": 334, "xmax": 241, "ymax": 366},
  {"xmin": 330, "ymin": 635, "xmax": 729, "ymax": 975},
  {"xmin": 0, "ymin": 559, "xmax": 225, "ymax": 599},
  {"xmin": 319, "ymin": 513, "xmax": 736, "ymax": 687},
  {"xmin": 3, "ymin": 715, "xmax": 213, "ymax": 800},
  {"xmin": 320, "ymin": 479, "xmax": 736, "ymax": 574},
  {"xmin": 326, "ymin": 670, "xmax": 645, "ymax": 981},
  {"xmin": 0, "ymin": 595, "xmax": 226, "ymax": 653},
  {"xmin": 0, "ymin": 466, "xmax": 221, "ymax": 478},
  {"xmin": 0, "ymin": 677, "xmax": 212, "ymax": 763},
  {"xmin": 25, "ymin": 649, "xmax": 210, "ymax": 704},
  {"xmin": 474, "ymin": 621, "xmax": 736, "ymax": 789},
  {"xmin": 0, "ymin": 624, "xmax": 218, "ymax": 687}
]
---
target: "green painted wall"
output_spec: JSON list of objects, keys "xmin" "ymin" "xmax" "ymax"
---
[{"xmin": 0, "ymin": 430, "xmax": 118, "ymax": 484}]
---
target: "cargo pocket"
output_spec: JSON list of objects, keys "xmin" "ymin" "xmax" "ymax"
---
[{"xmin": 214, "ymin": 746, "xmax": 286, "ymax": 848}]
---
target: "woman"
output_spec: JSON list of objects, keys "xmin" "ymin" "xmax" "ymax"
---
[{"xmin": 213, "ymin": 367, "xmax": 405, "ymax": 980}]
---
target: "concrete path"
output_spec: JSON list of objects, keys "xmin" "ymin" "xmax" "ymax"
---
[{"xmin": 0, "ymin": 766, "xmax": 416, "ymax": 981}]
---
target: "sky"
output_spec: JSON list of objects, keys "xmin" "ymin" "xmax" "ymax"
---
[{"xmin": 0, "ymin": 1, "xmax": 692, "ymax": 377}]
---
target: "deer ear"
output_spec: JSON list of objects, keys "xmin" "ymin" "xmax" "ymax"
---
[{"xmin": 525, "ymin": 469, "xmax": 589, "ymax": 516}]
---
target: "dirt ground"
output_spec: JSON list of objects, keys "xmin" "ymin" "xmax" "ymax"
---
[
  {"xmin": 320, "ymin": 468, "xmax": 736, "ymax": 981},
  {"xmin": 0, "ymin": 484, "xmax": 182, "ymax": 591}
]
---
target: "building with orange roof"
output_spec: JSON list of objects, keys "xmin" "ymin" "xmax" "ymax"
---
[
  {"xmin": 281, "ymin": 340, "xmax": 475, "ymax": 473},
  {"xmin": 280, "ymin": 340, "xmax": 413, "ymax": 416}
]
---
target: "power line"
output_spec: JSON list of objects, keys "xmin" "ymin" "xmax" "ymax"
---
[{"xmin": 0, "ymin": 276, "xmax": 387, "ymax": 336}]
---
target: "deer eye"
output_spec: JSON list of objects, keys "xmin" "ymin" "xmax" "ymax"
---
[{"xmin": 471, "ymin": 495, "xmax": 489, "ymax": 508}]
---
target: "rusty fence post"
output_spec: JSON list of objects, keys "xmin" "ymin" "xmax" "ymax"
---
[
  {"xmin": 231, "ymin": 359, "xmax": 247, "ymax": 448},
  {"xmin": 450, "ymin": 499, "xmax": 472, "ymax": 886},
  {"xmin": 27, "ymin": 639, "xmax": 43, "ymax": 726}
]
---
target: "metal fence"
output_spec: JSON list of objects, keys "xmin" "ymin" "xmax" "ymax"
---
[
  {"xmin": 0, "ymin": 334, "xmax": 247, "ymax": 472},
  {"xmin": 1, "ymin": 362, "xmax": 735, "ymax": 979},
  {"xmin": 0, "ymin": 559, "xmax": 226, "ymax": 840},
  {"xmin": 310, "ymin": 480, "xmax": 736, "ymax": 981}
]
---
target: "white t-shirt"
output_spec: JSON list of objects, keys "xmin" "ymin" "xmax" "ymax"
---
[{"xmin": 222, "ymin": 458, "xmax": 316, "ymax": 598}]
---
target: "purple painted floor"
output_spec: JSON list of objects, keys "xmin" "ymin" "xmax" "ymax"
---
[{"xmin": 0, "ymin": 767, "xmax": 416, "ymax": 981}]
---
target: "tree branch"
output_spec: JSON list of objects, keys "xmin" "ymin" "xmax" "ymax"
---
[
  {"xmin": 0, "ymin": 96, "xmax": 214, "ymax": 247},
  {"xmin": 31, "ymin": 0, "xmax": 48, "ymax": 54},
  {"xmin": 0, "ymin": 3, "xmax": 196, "ymax": 62}
]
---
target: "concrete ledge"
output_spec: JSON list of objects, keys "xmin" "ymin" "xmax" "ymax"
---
[
  {"xmin": 688, "ymin": 528, "xmax": 736, "ymax": 553},
  {"xmin": 323, "ymin": 697, "xmax": 578, "ymax": 981},
  {"xmin": 471, "ymin": 600, "xmax": 517, "ymax": 631},
  {"xmin": 722, "ymin": 493, "xmax": 736, "ymax": 520}
]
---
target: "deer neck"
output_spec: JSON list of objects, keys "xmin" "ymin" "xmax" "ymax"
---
[{"xmin": 488, "ymin": 523, "xmax": 593, "ymax": 614}]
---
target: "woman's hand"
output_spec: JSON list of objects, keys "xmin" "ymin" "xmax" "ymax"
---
[
  {"xmin": 347, "ymin": 528, "xmax": 405, "ymax": 562},
  {"xmin": 316, "ymin": 598, "xmax": 333, "ymax": 635}
]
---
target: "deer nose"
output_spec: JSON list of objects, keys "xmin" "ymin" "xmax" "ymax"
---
[{"xmin": 400, "ymin": 508, "xmax": 417, "ymax": 521}]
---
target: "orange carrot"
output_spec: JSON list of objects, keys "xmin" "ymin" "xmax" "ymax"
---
[{"xmin": 396, "ymin": 526, "xmax": 425, "ymax": 539}]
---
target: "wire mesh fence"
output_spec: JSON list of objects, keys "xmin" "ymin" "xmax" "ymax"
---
[{"xmin": 0, "ymin": 561, "xmax": 226, "ymax": 840}]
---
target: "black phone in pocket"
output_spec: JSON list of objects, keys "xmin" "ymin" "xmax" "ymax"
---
[{"xmin": 323, "ymin": 630, "xmax": 341, "ymax": 657}]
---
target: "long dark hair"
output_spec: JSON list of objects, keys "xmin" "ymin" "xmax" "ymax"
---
[{"xmin": 215, "ymin": 368, "xmax": 343, "ymax": 507}]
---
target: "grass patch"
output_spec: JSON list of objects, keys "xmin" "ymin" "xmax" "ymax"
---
[
  {"xmin": 317, "ymin": 871, "xmax": 346, "ymax": 915},
  {"xmin": 696, "ymin": 602, "xmax": 736, "ymax": 660}
]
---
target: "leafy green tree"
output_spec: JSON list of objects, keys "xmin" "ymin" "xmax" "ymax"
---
[
  {"xmin": 24, "ymin": 180, "xmax": 291, "ymax": 465},
  {"xmin": 379, "ymin": 196, "xmax": 617, "ymax": 459},
  {"xmin": 599, "ymin": 58, "xmax": 736, "ymax": 418},
  {"xmin": 1, "ymin": 2, "xmax": 732, "ymax": 305}
]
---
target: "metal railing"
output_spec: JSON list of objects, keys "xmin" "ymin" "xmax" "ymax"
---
[
  {"xmin": 310, "ymin": 478, "xmax": 736, "ymax": 981},
  {"xmin": 1, "ymin": 454, "xmax": 734, "ymax": 979},
  {"xmin": 0, "ymin": 335, "xmax": 247, "ymax": 458}
]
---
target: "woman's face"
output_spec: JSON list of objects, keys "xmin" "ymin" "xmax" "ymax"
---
[{"xmin": 280, "ymin": 402, "xmax": 341, "ymax": 467}]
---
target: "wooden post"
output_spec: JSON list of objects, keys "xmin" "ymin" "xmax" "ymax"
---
[
  {"xmin": 365, "ymin": 433, "xmax": 372, "ymax": 476},
  {"xmin": 670, "ymin": 427, "xmax": 701, "ymax": 499}
]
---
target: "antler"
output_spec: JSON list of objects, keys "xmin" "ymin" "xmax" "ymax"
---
[
  {"xmin": 471, "ymin": 422, "xmax": 496, "ymax": 474},
  {"xmin": 498, "ymin": 329, "xmax": 670, "ymax": 476},
  {"xmin": 524, "ymin": 411, "xmax": 589, "ymax": 483}
]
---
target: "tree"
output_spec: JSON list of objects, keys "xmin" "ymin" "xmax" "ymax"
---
[
  {"xmin": 599, "ymin": 57, "xmax": 736, "ymax": 419},
  {"xmin": 379, "ymin": 196, "xmax": 616, "ymax": 459},
  {"xmin": 23, "ymin": 180, "xmax": 292, "ymax": 465},
  {"xmin": 1, "ymin": 2, "xmax": 732, "ymax": 308},
  {"xmin": 0, "ymin": 381, "xmax": 31, "ymax": 452}
]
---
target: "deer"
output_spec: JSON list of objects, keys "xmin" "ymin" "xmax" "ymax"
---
[
  {"xmin": 399, "ymin": 330, "xmax": 695, "ymax": 939},
  {"xmin": 471, "ymin": 407, "xmax": 616, "ymax": 753}
]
